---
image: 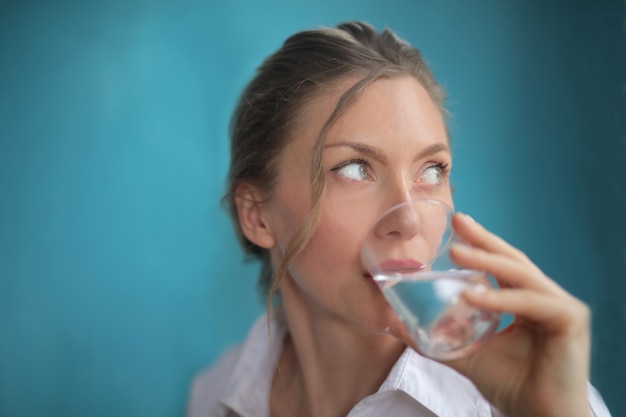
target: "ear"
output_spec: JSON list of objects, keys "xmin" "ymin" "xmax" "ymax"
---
[{"xmin": 234, "ymin": 183, "xmax": 276, "ymax": 249}]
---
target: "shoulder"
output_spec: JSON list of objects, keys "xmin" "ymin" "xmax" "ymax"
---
[
  {"xmin": 187, "ymin": 344, "xmax": 243, "ymax": 417},
  {"xmin": 186, "ymin": 312, "xmax": 286, "ymax": 417},
  {"xmin": 588, "ymin": 382, "xmax": 613, "ymax": 417}
]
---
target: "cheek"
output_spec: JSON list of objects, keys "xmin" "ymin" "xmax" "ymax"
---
[
  {"xmin": 300, "ymin": 204, "xmax": 371, "ymax": 272},
  {"xmin": 284, "ymin": 213, "xmax": 365, "ymax": 302},
  {"xmin": 441, "ymin": 188, "xmax": 454, "ymax": 209},
  {"xmin": 267, "ymin": 191, "xmax": 312, "ymax": 250}
]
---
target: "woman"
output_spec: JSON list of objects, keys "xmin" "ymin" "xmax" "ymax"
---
[{"xmin": 189, "ymin": 21, "xmax": 611, "ymax": 417}]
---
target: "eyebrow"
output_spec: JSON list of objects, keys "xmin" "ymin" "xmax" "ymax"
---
[{"xmin": 324, "ymin": 141, "xmax": 450, "ymax": 164}]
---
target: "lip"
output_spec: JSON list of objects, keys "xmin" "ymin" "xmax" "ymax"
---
[{"xmin": 374, "ymin": 258, "xmax": 424, "ymax": 274}]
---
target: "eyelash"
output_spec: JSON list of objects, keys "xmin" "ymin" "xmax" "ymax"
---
[
  {"xmin": 427, "ymin": 161, "xmax": 451, "ymax": 177},
  {"xmin": 330, "ymin": 158, "xmax": 372, "ymax": 173},
  {"xmin": 331, "ymin": 159, "xmax": 450, "ymax": 175}
]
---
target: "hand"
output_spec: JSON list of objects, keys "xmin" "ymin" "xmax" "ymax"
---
[{"xmin": 441, "ymin": 213, "xmax": 592, "ymax": 417}]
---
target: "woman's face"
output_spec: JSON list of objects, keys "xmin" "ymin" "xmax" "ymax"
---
[{"xmin": 263, "ymin": 75, "xmax": 453, "ymax": 333}]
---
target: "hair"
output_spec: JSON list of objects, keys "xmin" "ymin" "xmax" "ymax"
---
[{"xmin": 224, "ymin": 21, "xmax": 448, "ymax": 306}]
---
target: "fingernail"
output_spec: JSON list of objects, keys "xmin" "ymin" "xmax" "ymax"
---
[
  {"xmin": 470, "ymin": 284, "xmax": 487, "ymax": 294},
  {"xmin": 450, "ymin": 242, "xmax": 472, "ymax": 254},
  {"xmin": 461, "ymin": 213, "xmax": 475, "ymax": 223},
  {"xmin": 465, "ymin": 284, "xmax": 488, "ymax": 298}
]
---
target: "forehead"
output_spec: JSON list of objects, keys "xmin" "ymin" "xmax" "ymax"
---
[
  {"xmin": 290, "ymin": 79, "xmax": 354, "ymax": 146},
  {"xmin": 288, "ymin": 75, "xmax": 448, "ymax": 154}
]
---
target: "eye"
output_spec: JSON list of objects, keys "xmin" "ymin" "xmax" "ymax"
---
[
  {"xmin": 419, "ymin": 162, "xmax": 449, "ymax": 185},
  {"xmin": 332, "ymin": 159, "xmax": 372, "ymax": 181}
]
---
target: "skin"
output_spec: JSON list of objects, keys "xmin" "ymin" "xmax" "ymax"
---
[
  {"xmin": 236, "ymin": 76, "xmax": 592, "ymax": 417},
  {"xmin": 446, "ymin": 215, "xmax": 592, "ymax": 417}
]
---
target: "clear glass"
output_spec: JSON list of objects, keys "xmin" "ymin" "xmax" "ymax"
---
[{"xmin": 362, "ymin": 199, "xmax": 500, "ymax": 360}]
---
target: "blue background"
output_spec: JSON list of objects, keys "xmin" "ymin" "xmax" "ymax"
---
[{"xmin": 1, "ymin": 0, "xmax": 624, "ymax": 416}]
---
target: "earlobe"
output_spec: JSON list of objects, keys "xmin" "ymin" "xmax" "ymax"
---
[{"xmin": 234, "ymin": 183, "xmax": 276, "ymax": 249}]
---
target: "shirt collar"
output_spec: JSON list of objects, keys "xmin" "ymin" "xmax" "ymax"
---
[
  {"xmin": 378, "ymin": 347, "xmax": 492, "ymax": 417},
  {"xmin": 218, "ymin": 311, "xmax": 492, "ymax": 417},
  {"xmin": 219, "ymin": 311, "xmax": 287, "ymax": 417}
]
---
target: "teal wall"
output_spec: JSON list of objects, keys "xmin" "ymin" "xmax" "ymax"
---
[{"xmin": 1, "ymin": 1, "xmax": 624, "ymax": 416}]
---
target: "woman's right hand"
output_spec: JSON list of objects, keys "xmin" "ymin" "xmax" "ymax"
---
[{"xmin": 434, "ymin": 213, "xmax": 592, "ymax": 417}]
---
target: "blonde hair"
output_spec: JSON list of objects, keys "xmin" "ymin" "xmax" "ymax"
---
[{"xmin": 224, "ymin": 21, "xmax": 448, "ymax": 306}]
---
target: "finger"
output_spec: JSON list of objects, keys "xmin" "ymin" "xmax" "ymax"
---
[
  {"xmin": 452, "ymin": 213, "xmax": 531, "ymax": 263},
  {"xmin": 449, "ymin": 243, "xmax": 566, "ymax": 296},
  {"xmin": 462, "ymin": 286, "xmax": 590, "ymax": 335}
]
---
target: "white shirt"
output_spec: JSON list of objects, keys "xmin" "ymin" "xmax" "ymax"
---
[{"xmin": 188, "ymin": 312, "xmax": 612, "ymax": 417}]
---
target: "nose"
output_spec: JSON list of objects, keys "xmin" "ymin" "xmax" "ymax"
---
[
  {"xmin": 373, "ymin": 201, "xmax": 421, "ymax": 241},
  {"xmin": 372, "ymin": 175, "xmax": 422, "ymax": 240}
]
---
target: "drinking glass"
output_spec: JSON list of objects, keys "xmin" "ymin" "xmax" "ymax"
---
[{"xmin": 361, "ymin": 198, "xmax": 500, "ymax": 360}]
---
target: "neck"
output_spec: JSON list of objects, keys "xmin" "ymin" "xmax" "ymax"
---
[{"xmin": 270, "ymin": 285, "xmax": 406, "ymax": 417}]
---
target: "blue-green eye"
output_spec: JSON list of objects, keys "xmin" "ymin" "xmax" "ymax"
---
[
  {"xmin": 333, "ymin": 159, "xmax": 371, "ymax": 181},
  {"xmin": 419, "ymin": 162, "xmax": 449, "ymax": 185}
]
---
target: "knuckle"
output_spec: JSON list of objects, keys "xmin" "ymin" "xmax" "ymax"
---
[
  {"xmin": 564, "ymin": 300, "xmax": 591, "ymax": 334},
  {"xmin": 574, "ymin": 301, "xmax": 591, "ymax": 324},
  {"xmin": 512, "ymin": 247, "xmax": 531, "ymax": 263},
  {"xmin": 517, "ymin": 290, "xmax": 534, "ymax": 306}
]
